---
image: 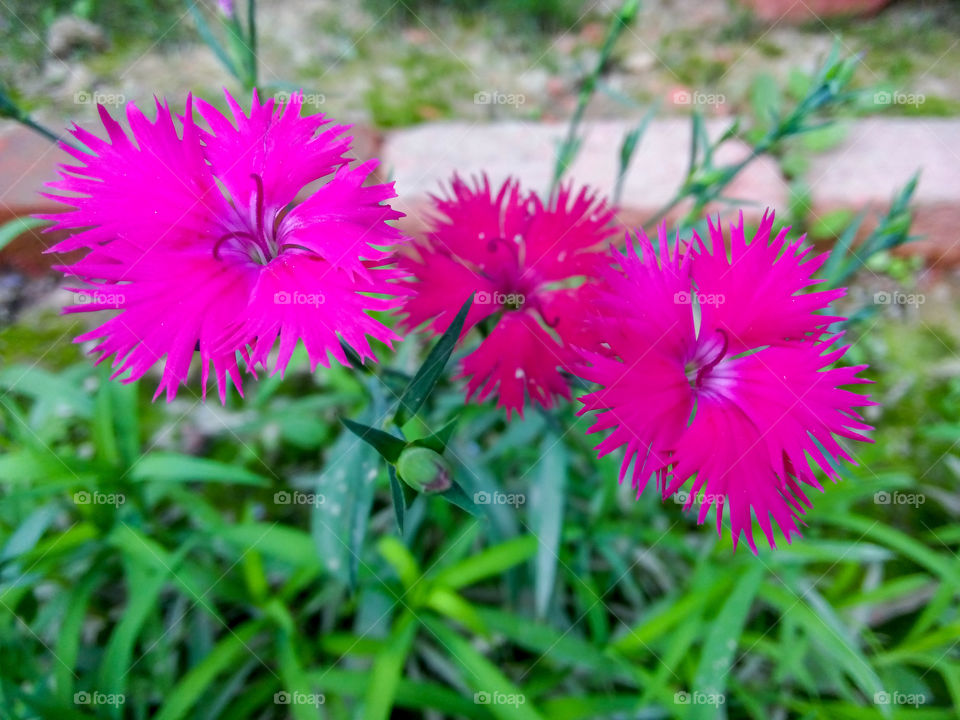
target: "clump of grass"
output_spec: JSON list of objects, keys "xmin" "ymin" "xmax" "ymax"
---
[
  {"xmin": 364, "ymin": 0, "xmax": 584, "ymax": 31},
  {"xmin": 364, "ymin": 48, "xmax": 468, "ymax": 127}
]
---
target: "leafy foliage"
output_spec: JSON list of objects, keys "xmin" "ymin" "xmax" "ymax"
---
[
  {"xmin": 1, "ymin": 272, "xmax": 959, "ymax": 717},
  {"xmin": 0, "ymin": 2, "xmax": 955, "ymax": 718}
]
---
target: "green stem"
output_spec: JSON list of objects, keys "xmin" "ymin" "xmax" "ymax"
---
[
  {"xmin": 550, "ymin": 0, "xmax": 640, "ymax": 195},
  {"xmin": 19, "ymin": 115, "xmax": 67, "ymax": 146},
  {"xmin": 246, "ymin": 0, "xmax": 258, "ymax": 91}
]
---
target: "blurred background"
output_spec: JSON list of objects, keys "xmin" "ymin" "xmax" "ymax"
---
[{"xmin": 1, "ymin": 0, "xmax": 960, "ymax": 718}]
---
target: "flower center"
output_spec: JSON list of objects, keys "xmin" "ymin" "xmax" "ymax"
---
[
  {"xmin": 213, "ymin": 173, "xmax": 283, "ymax": 266},
  {"xmin": 483, "ymin": 235, "xmax": 537, "ymax": 310},
  {"xmin": 685, "ymin": 329, "xmax": 729, "ymax": 392}
]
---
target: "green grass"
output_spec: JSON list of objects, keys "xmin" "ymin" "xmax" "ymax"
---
[
  {"xmin": 363, "ymin": 0, "xmax": 585, "ymax": 32},
  {"xmin": 0, "ymin": 279, "xmax": 959, "ymax": 717},
  {"xmin": 0, "ymin": 0, "xmax": 187, "ymax": 66},
  {"xmin": 364, "ymin": 48, "xmax": 468, "ymax": 128},
  {"xmin": 0, "ymin": 5, "xmax": 957, "ymax": 718}
]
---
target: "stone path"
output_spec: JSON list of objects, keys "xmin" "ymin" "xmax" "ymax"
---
[
  {"xmin": 2, "ymin": 116, "xmax": 959, "ymax": 272},
  {"xmin": 382, "ymin": 117, "xmax": 960, "ymax": 262}
]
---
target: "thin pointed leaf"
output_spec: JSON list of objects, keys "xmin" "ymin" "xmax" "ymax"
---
[
  {"xmin": 423, "ymin": 617, "xmax": 546, "ymax": 720},
  {"xmin": 412, "ymin": 416, "xmax": 460, "ymax": 454},
  {"xmin": 188, "ymin": 3, "xmax": 240, "ymax": 80},
  {"xmin": 821, "ymin": 207, "xmax": 868, "ymax": 287},
  {"xmin": 339, "ymin": 339, "xmax": 372, "ymax": 373},
  {"xmin": 689, "ymin": 564, "xmax": 763, "ymax": 720},
  {"xmin": 314, "ymin": 381, "xmax": 386, "ymax": 588},
  {"xmin": 130, "ymin": 452, "xmax": 268, "ymax": 486},
  {"xmin": 531, "ymin": 441, "xmax": 567, "ymax": 618},
  {"xmin": 614, "ymin": 106, "xmax": 656, "ymax": 205},
  {"xmin": 154, "ymin": 621, "xmax": 265, "ymax": 720},
  {"xmin": 389, "ymin": 465, "xmax": 405, "ymax": 535},
  {"xmin": 364, "ymin": 613, "xmax": 418, "ymax": 720},
  {"xmin": 394, "ymin": 294, "xmax": 473, "ymax": 426},
  {"xmin": 313, "ymin": 427, "xmax": 380, "ymax": 588},
  {"xmin": 440, "ymin": 482, "xmax": 482, "ymax": 517},
  {"xmin": 341, "ymin": 418, "xmax": 406, "ymax": 464}
]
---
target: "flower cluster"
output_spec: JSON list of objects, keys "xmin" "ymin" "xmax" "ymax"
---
[
  {"xmin": 398, "ymin": 175, "xmax": 617, "ymax": 418},
  {"xmin": 575, "ymin": 213, "xmax": 874, "ymax": 551},
  {"xmin": 45, "ymin": 91, "xmax": 405, "ymax": 402},
  {"xmin": 45, "ymin": 91, "xmax": 875, "ymax": 549}
]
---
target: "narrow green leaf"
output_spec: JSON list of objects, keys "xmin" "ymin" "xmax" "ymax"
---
[
  {"xmin": 313, "ymin": 421, "xmax": 380, "ymax": 587},
  {"xmin": 131, "ymin": 452, "xmax": 268, "ymax": 486},
  {"xmin": 531, "ymin": 441, "xmax": 566, "ymax": 618},
  {"xmin": 154, "ymin": 621, "xmax": 265, "ymax": 720},
  {"xmin": 424, "ymin": 617, "xmax": 545, "ymax": 720},
  {"xmin": 475, "ymin": 607, "xmax": 624, "ymax": 678},
  {"xmin": 439, "ymin": 481, "xmax": 482, "ymax": 516},
  {"xmin": 300, "ymin": 668, "xmax": 487, "ymax": 717},
  {"xmin": 412, "ymin": 416, "xmax": 460, "ymax": 454},
  {"xmin": 614, "ymin": 105, "xmax": 656, "ymax": 204},
  {"xmin": 98, "ymin": 540, "xmax": 192, "ymax": 697},
  {"xmin": 389, "ymin": 465, "xmax": 405, "ymax": 535},
  {"xmin": 425, "ymin": 586, "xmax": 487, "ymax": 637},
  {"xmin": 341, "ymin": 418, "xmax": 406, "ymax": 463},
  {"xmin": 689, "ymin": 564, "xmax": 763, "ymax": 720},
  {"xmin": 394, "ymin": 294, "xmax": 473, "ymax": 426},
  {"xmin": 0, "ymin": 506, "xmax": 57, "ymax": 566},
  {"xmin": 760, "ymin": 581, "xmax": 885, "ymax": 704},
  {"xmin": 540, "ymin": 694, "xmax": 648, "ymax": 720},
  {"xmin": 378, "ymin": 536, "xmax": 420, "ymax": 589},
  {"xmin": 217, "ymin": 523, "xmax": 320, "ymax": 570},
  {"xmin": 363, "ymin": 613, "xmax": 417, "ymax": 720},
  {"xmin": 54, "ymin": 570, "xmax": 102, "ymax": 704},
  {"xmin": 613, "ymin": 566, "xmax": 729, "ymax": 654},
  {"xmin": 821, "ymin": 514, "xmax": 959, "ymax": 592},
  {"xmin": 187, "ymin": 3, "xmax": 239, "ymax": 80},
  {"xmin": 339, "ymin": 339, "xmax": 371, "ymax": 373},
  {"xmin": 275, "ymin": 621, "xmax": 321, "ymax": 720},
  {"xmin": 432, "ymin": 536, "xmax": 537, "ymax": 590}
]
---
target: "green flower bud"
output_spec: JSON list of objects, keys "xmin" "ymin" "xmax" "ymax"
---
[{"xmin": 396, "ymin": 446, "xmax": 452, "ymax": 494}]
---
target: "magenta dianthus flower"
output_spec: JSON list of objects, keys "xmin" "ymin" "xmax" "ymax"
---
[
  {"xmin": 44, "ymin": 91, "xmax": 405, "ymax": 401},
  {"xmin": 398, "ymin": 175, "xmax": 617, "ymax": 418},
  {"xmin": 576, "ymin": 212, "xmax": 874, "ymax": 551}
]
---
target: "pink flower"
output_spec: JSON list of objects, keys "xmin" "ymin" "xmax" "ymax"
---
[
  {"xmin": 44, "ymin": 91, "xmax": 405, "ymax": 402},
  {"xmin": 576, "ymin": 212, "xmax": 874, "ymax": 551},
  {"xmin": 398, "ymin": 175, "xmax": 618, "ymax": 418}
]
